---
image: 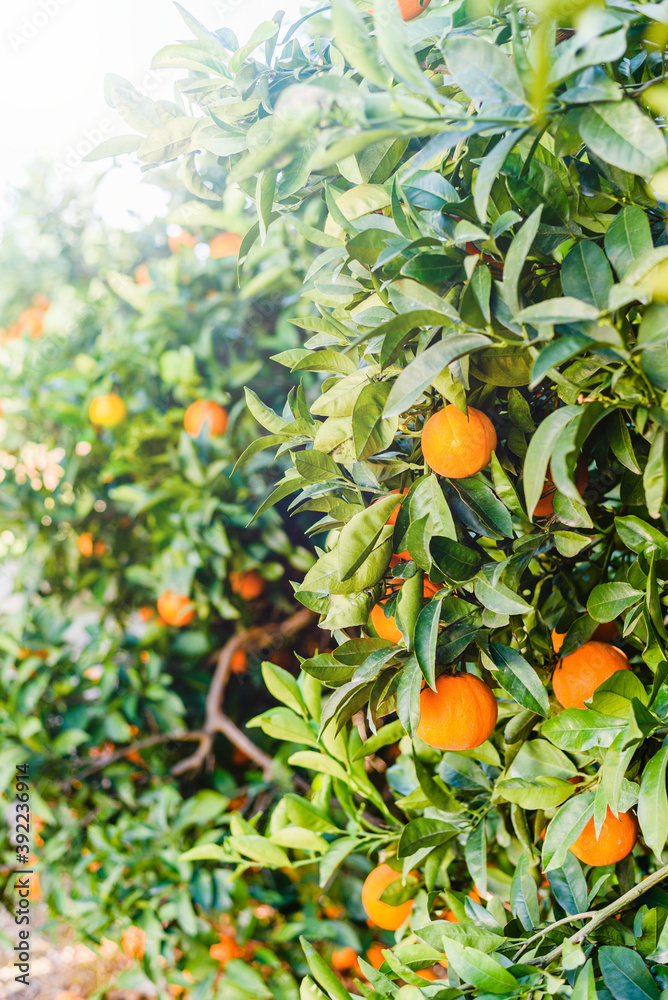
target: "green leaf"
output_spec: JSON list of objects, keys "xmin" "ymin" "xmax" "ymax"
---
[
  {"xmin": 530, "ymin": 333, "xmax": 592, "ymax": 387},
  {"xmin": 523, "ymin": 405, "xmax": 580, "ymax": 518},
  {"xmin": 615, "ymin": 515, "xmax": 668, "ymax": 555},
  {"xmin": 431, "ymin": 536, "xmax": 482, "ymax": 582},
  {"xmin": 137, "ymin": 116, "xmax": 199, "ymax": 164},
  {"xmin": 179, "ymin": 843, "xmax": 227, "ymax": 862},
  {"xmin": 353, "ymin": 719, "xmax": 405, "ymax": 759},
  {"xmin": 247, "ymin": 707, "xmax": 320, "ymax": 747},
  {"xmin": 579, "ymin": 101, "xmax": 667, "ymax": 177},
  {"xmin": 609, "ymin": 410, "xmax": 641, "ymax": 473},
  {"xmin": 464, "ymin": 821, "xmax": 487, "ymax": 898},
  {"xmin": 490, "ymin": 643, "xmax": 550, "ymax": 716},
  {"xmin": 301, "ymin": 937, "xmax": 355, "ymax": 1000},
  {"xmin": 474, "ymin": 578, "xmax": 532, "ymax": 616},
  {"xmin": 516, "ymin": 297, "xmax": 600, "ymax": 325},
  {"xmin": 638, "ymin": 747, "xmax": 668, "ymax": 860},
  {"xmin": 604, "ymin": 205, "xmax": 652, "ymax": 278},
  {"xmin": 510, "ymin": 854, "xmax": 539, "ymax": 931},
  {"xmin": 572, "ymin": 961, "xmax": 596, "ymax": 1000},
  {"xmin": 398, "ymin": 817, "xmax": 458, "ymax": 856},
  {"xmin": 561, "ymin": 241, "xmax": 614, "ymax": 310},
  {"xmin": 542, "ymin": 709, "xmax": 625, "ymax": 753},
  {"xmin": 384, "ymin": 334, "xmax": 491, "ymax": 417},
  {"xmin": 441, "ymin": 939, "xmax": 519, "ymax": 994},
  {"xmin": 295, "ymin": 450, "xmax": 343, "ymax": 484},
  {"xmin": 83, "ymin": 133, "xmax": 142, "ymax": 161},
  {"xmin": 414, "ymin": 597, "xmax": 444, "ymax": 691},
  {"xmin": 587, "ymin": 582, "xmax": 644, "ymax": 622},
  {"xmin": 490, "ymin": 453, "xmax": 527, "ymax": 518},
  {"xmin": 644, "ymin": 428, "xmax": 667, "ymax": 519},
  {"xmin": 227, "ymin": 835, "xmax": 291, "ymax": 868},
  {"xmin": 474, "ymin": 130, "xmax": 526, "ymax": 223},
  {"xmin": 598, "ymin": 946, "xmax": 661, "ymax": 1000},
  {"xmin": 542, "ymin": 792, "xmax": 594, "ymax": 872},
  {"xmin": 497, "ymin": 776, "xmax": 575, "ymax": 810},
  {"xmin": 338, "ymin": 496, "xmax": 400, "ymax": 580},
  {"xmin": 547, "ymin": 851, "xmax": 588, "ymax": 917},
  {"xmin": 261, "ymin": 661, "xmax": 308, "ymax": 717},
  {"xmin": 396, "ymin": 654, "xmax": 422, "ymax": 737},
  {"xmin": 502, "ymin": 206, "xmax": 542, "ymax": 315},
  {"xmin": 373, "ymin": 0, "xmax": 439, "ymax": 100},
  {"xmin": 379, "ymin": 310, "xmax": 454, "ymax": 370},
  {"xmin": 444, "ymin": 36, "xmax": 525, "ymax": 107},
  {"xmin": 288, "ymin": 751, "xmax": 349, "ymax": 783},
  {"xmin": 352, "ymin": 382, "xmax": 398, "ymax": 460}
]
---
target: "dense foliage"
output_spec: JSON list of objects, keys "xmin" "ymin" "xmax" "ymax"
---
[
  {"xmin": 103, "ymin": 0, "xmax": 668, "ymax": 996},
  {"xmin": 0, "ymin": 176, "xmax": 333, "ymax": 998}
]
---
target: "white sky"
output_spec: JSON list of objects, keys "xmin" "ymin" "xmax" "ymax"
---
[{"xmin": 0, "ymin": 0, "xmax": 304, "ymax": 227}]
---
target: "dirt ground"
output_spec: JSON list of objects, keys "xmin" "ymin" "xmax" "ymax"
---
[{"xmin": 0, "ymin": 906, "xmax": 153, "ymax": 1000}]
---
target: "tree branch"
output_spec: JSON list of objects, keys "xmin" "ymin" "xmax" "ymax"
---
[{"xmin": 172, "ymin": 607, "xmax": 315, "ymax": 777}]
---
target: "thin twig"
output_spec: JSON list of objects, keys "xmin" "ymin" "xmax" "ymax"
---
[
  {"xmin": 76, "ymin": 731, "xmax": 206, "ymax": 780},
  {"xmin": 513, "ymin": 910, "xmax": 595, "ymax": 962},
  {"xmin": 531, "ymin": 863, "xmax": 668, "ymax": 966},
  {"xmin": 173, "ymin": 607, "xmax": 315, "ymax": 778}
]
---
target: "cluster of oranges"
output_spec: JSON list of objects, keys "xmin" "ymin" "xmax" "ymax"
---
[
  {"xmin": 165, "ymin": 229, "xmax": 242, "ymax": 259},
  {"xmin": 84, "ymin": 391, "xmax": 263, "ymax": 652},
  {"xmin": 1, "ymin": 294, "xmax": 50, "ymax": 342}
]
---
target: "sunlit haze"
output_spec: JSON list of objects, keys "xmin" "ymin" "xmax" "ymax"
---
[{"xmin": 1, "ymin": 0, "xmax": 304, "ymax": 227}]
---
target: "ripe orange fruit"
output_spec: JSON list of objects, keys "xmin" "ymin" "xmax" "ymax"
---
[
  {"xmin": 230, "ymin": 649, "xmax": 247, "ymax": 674},
  {"xmin": 534, "ymin": 459, "xmax": 589, "ymax": 517},
  {"xmin": 366, "ymin": 942, "xmax": 385, "ymax": 970},
  {"xmin": 184, "ymin": 399, "xmax": 228, "ymax": 438},
  {"xmin": 209, "ymin": 232, "xmax": 243, "ymax": 258},
  {"xmin": 121, "ymin": 925, "xmax": 146, "ymax": 960},
  {"xmin": 552, "ymin": 621, "xmax": 618, "ymax": 654},
  {"xmin": 331, "ymin": 947, "xmax": 360, "ymax": 971},
  {"xmin": 12, "ymin": 307, "xmax": 45, "ymax": 339},
  {"xmin": 157, "ymin": 591, "xmax": 196, "ymax": 627},
  {"xmin": 397, "ymin": 0, "xmax": 431, "ymax": 17},
  {"xmin": 89, "ymin": 393, "xmax": 127, "ymax": 428},
  {"xmin": 138, "ymin": 606, "xmax": 155, "ymax": 622},
  {"xmin": 209, "ymin": 934, "xmax": 243, "ymax": 965},
  {"xmin": 168, "ymin": 231, "xmax": 197, "ymax": 253},
  {"xmin": 135, "ymin": 262, "xmax": 152, "ymax": 286},
  {"xmin": 229, "ymin": 570, "xmax": 265, "ymax": 600},
  {"xmin": 77, "ymin": 533, "xmax": 94, "ymax": 558},
  {"xmin": 361, "ymin": 863, "xmax": 416, "ymax": 930},
  {"xmin": 93, "ymin": 540, "xmax": 107, "ymax": 557},
  {"xmin": 416, "ymin": 968, "xmax": 437, "ymax": 980},
  {"xmin": 369, "ymin": 600, "xmax": 403, "ymax": 643},
  {"xmin": 552, "ymin": 641, "xmax": 630, "ymax": 709},
  {"xmin": 569, "ymin": 807, "xmax": 638, "ymax": 866},
  {"xmin": 381, "ymin": 487, "xmax": 409, "ymax": 526},
  {"xmin": 369, "ymin": 577, "xmax": 439, "ymax": 643},
  {"xmin": 421, "ymin": 404, "xmax": 496, "ymax": 478},
  {"xmin": 417, "ymin": 673, "xmax": 498, "ymax": 751}
]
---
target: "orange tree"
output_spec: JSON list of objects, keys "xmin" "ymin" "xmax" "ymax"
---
[
  {"xmin": 113, "ymin": 0, "xmax": 668, "ymax": 995},
  {"xmin": 0, "ymin": 174, "xmax": 338, "ymax": 998}
]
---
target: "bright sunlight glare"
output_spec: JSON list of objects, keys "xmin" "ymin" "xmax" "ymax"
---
[{"xmin": 1, "ymin": 0, "xmax": 305, "ymax": 228}]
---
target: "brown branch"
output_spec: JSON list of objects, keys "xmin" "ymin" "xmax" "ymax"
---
[{"xmin": 172, "ymin": 607, "xmax": 316, "ymax": 778}]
